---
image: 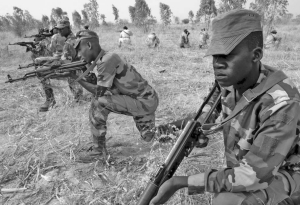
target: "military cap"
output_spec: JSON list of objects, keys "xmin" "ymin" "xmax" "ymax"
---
[
  {"xmin": 55, "ymin": 19, "xmax": 71, "ymax": 29},
  {"xmin": 74, "ymin": 30, "xmax": 99, "ymax": 49},
  {"xmin": 205, "ymin": 9, "xmax": 262, "ymax": 57}
]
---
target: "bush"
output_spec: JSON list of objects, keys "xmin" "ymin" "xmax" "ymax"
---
[{"xmin": 182, "ymin": 19, "xmax": 189, "ymax": 24}]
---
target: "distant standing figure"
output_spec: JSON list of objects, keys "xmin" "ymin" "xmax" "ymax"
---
[
  {"xmin": 199, "ymin": 28, "xmax": 209, "ymax": 49},
  {"xmin": 180, "ymin": 29, "xmax": 190, "ymax": 48},
  {"xmin": 146, "ymin": 33, "xmax": 160, "ymax": 48},
  {"xmin": 264, "ymin": 29, "xmax": 282, "ymax": 50},
  {"xmin": 84, "ymin": 25, "xmax": 89, "ymax": 30},
  {"xmin": 119, "ymin": 26, "xmax": 133, "ymax": 48}
]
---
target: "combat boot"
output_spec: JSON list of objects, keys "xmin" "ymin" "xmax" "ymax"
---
[
  {"xmin": 39, "ymin": 88, "xmax": 56, "ymax": 112},
  {"xmin": 77, "ymin": 136, "xmax": 108, "ymax": 163}
]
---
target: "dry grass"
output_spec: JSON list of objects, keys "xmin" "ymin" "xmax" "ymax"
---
[{"xmin": 0, "ymin": 23, "xmax": 300, "ymax": 205}]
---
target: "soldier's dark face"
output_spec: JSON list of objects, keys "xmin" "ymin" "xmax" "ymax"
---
[
  {"xmin": 212, "ymin": 40, "xmax": 253, "ymax": 88},
  {"xmin": 76, "ymin": 40, "xmax": 93, "ymax": 63},
  {"xmin": 58, "ymin": 27, "xmax": 70, "ymax": 37}
]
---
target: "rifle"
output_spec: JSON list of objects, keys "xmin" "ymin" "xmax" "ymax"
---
[
  {"xmin": 9, "ymin": 42, "xmax": 37, "ymax": 49},
  {"xmin": 18, "ymin": 63, "xmax": 38, "ymax": 69},
  {"xmin": 137, "ymin": 82, "xmax": 221, "ymax": 205},
  {"xmin": 5, "ymin": 61, "xmax": 87, "ymax": 83},
  {"xmin": 24, "ymin": 33, "xmax": 53, "ymax": 39}
]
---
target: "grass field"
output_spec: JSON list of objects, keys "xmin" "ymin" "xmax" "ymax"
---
[{"xmin": 1, "ymin": 23, "xmax": 300, "ymax": 205}]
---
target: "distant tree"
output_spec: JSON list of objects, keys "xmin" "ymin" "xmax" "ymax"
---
[
  {"xmin": 51, "ymin": 7, "xmax": 64, "ymax": 23},
  {"xmin": 42, "ymin": 15, "xmax": 50, "ymax": 28},
  {"xmin": 118, "ymin": 19, "xmax": 129, "ymax": 27},
  {"xmin": 84, "ymin": 0, "xmax": 100, "ymax": 28},
  {"xmin": 81, "ymin": 10, "xmax": 89, "ymax": 25},
  {"xmin": 173, "ymin": 16, "xmax": 180, "ymax": 24},
  {"xmin": 218, "ymin": 0, "xmax": 247, "ymax": 13},
  {"xmin": 159, "ymin": 3, "xmax": 172, "ymax": 26},
  {"xmin": 188, "ymin": 10, "xmax": 194, "ymax": 23},
  {"xmin": 112, "ymin": 4, "xmax": 119, "ymax": 22},
  {"xmin": 128, "ymin": 6, "xmax": 136, "ymax": 23},
  {"xmin": 250, "ymin": 0, "xmax": 289, "ymax": 34},
  {"xmin": 72, "ymin": 11, "xmax": 82, "ymax": 29},
  {"xmin": 134, "ymin": 0, "xmax": 151, "ymax": 27},
  {"xmin": 182, "ymin": 19, "xmax": 189, "ymax": 24},
  {"xmin": 197, "ymin": 0, "xmax": 217, "ymax": 29},
  {"xmin": 100, "ymin": 14, "xmax": 107, "ymax": 25}
]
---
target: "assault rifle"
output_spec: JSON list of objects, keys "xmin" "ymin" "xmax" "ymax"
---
[
  {"xmin": 137, "ymin": 82, "xmax": 221, "ymax": 205},
  {"xmin": 9, "ymin": 42, "xmax": 37, "ymax": 49},
  {"xmin": 18, "ymin": 63, "xmax": 39, "ymax": 69},
  {"xmin": 24, "ymin": 33, "xmax": 53, "ymax": 39},
  {"xmin": 5, "ymin": 61, "xmax": 87, "ymax": 83}
]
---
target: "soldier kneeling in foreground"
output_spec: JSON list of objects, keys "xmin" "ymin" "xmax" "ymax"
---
[
  {"xmin": 152, "ymin": 9, "xmax": 300, "ymax": 205},
  {"xmin": 51, "ymin": 30, "xmax": 159, "ymax": 162},
  {"xmin": 146, "ymin": 33, "xmax": 160, "ymax": 48}
]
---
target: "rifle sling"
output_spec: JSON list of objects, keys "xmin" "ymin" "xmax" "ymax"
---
[
  {"xmin": 202, "ymin": 70, "xmax": 288, "ymax": 135},
  {"xmin": 73, "ymin": 49, "xmax": 105, "ymax": 83}
]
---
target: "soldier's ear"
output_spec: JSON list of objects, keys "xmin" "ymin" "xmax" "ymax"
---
[
  {"xmin": 87, "ymin": 41, "xmax": 92, "ymax": 50},
  {"xmin": 252, "ymin": 47, "xmax": 263, "ymax": 63}
]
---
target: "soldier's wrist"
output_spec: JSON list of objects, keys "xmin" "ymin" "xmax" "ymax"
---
[{"xmin": 172, "ymin": 176, "xmax": 188, "ymax": 189}]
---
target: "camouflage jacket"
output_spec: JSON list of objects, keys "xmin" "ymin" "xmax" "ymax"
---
[
  {"xmin": 95, "ymin": 50, "xmax": 158, "ymax": 110},
  {"xmin": 47, "ymin": 34, "xmax": 66, "ymax": 58},
  {"xmin": 61, "ymin": 32, "xmax": 77, "ymax": 62},
  {"xmin": 180, "ymin": 32, "xmax": 189, "ymax": 44},
  {"xmin": 190, "ymin": 64, "xmax": 300, "ymax": 194},
  {"xmin": 30, "ymin": 39, "xmax": 52, "ymax": 59}
]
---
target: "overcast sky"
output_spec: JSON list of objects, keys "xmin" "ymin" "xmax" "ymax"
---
[{"xmin": 0, "ymin": 0, "xmax": 299, "ymax": 23}]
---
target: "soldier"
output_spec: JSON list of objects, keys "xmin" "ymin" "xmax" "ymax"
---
[
  {"xmin": 199, "ymin": 28, "xmax": 209, "ymax": 49},
  {"xmin": 51, "ymin": 30, "xmax": 159, "ymax": 161},
  {"xmin": 118, "ymin": 26, "xmax": 133, "ymax": 48},
  {"xmin": 146, "ymin": 33, "xmax": 160, "ymax": 48},
  {"xmin": 180, "ymin": 29, "xmax": 191, "ymax": 48},
  {"xmin": 265, "ymin": 29, "xmax": 282, "ymax": 50},
  {"xmin": 35, "ymin": 19, "xmax": 83, "ymax": 112},
  {"xmin": 151, "ymin": 9, "xmax": 300, "ymax": 205}
]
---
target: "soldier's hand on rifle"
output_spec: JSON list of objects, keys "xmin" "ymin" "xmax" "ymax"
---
[{"xmin": 150, "ymin": 176, "xmax": 188, "ymax": 205}]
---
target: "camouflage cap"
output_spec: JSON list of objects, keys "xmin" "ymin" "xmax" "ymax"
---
[
  {"xmin": 74, "ymin": 30, "xmax": 99, "ymax": 49},
  {"xmin": 55, "ymin": 19, "xmax": 71, "ymax": 29},
  {"xmin": 205, "ymin": 9, "xmax": 262, "ymax": 57}
]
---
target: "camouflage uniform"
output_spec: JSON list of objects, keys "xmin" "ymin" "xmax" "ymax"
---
[
  {"xmin": 183, "ymin": 64, "xmax": 300, "ymax": 204},
  {"xmin": 35, "ymin": 32, "xmax": 83, "ymax": 100},
  {"xmin": 146, "ymin": 33, "xmax": 160, "ymax": 48},
  {"xmin": 199, "ymin": 30, "xmax": 209, "ymax": 49},
  {"xmin": 119, "ymin": 29, "xmax": 133, "ymax": 47},
  {"xmin": 90, "ymin": 50, "xmax": 159, "ymax": 146},
  {"xmin": 30, "ymin": 38, "xmax": 52, "ymax": 60},
  {"xmin": 180, "ymin": 30, "xmax": 191, "ymax": 48},
  {"xmin": 265, "ymin": 33, "xmax": 282, "ymax": 50}
]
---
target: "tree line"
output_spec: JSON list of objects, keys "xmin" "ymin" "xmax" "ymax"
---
[{"xmin": 0, "ymin": 0, "xmax": 296, "ymax": 37}]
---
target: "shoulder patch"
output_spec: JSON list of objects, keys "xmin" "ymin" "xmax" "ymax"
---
[{"xmin": 267, "ymin": 84, "xmax": 290, "ymax": 105}]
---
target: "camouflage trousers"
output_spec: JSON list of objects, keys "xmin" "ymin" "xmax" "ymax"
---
[
  {"xmin": 180, "ymin": 42, "xmax": 191, "ymax": 48},
  {"xmin": 35, "ymin": 56, "xmax": 83, "ymax": 100},
  {"xmin": 41, "ymin": 78, "xmax": 83, "ymax": 100},
  {"xmin": 212, "ymin": 171, "xmax": 299, "ymax": 205},
  {"xmin": 89, "ymin": 93, "xmax": 159, "ymax": 146},
  {"xmin": 118, "ymin": 38, "xmax": 131, "ymax": 47}
]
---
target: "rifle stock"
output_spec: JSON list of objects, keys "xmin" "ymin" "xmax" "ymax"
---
[
  {"xmin": 5, "ymin": 61, "xmax": 87, "ymax": 83},
  {"xmin": 137, "ymin": 82, "xmax": 221, "ymax": 205}
]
